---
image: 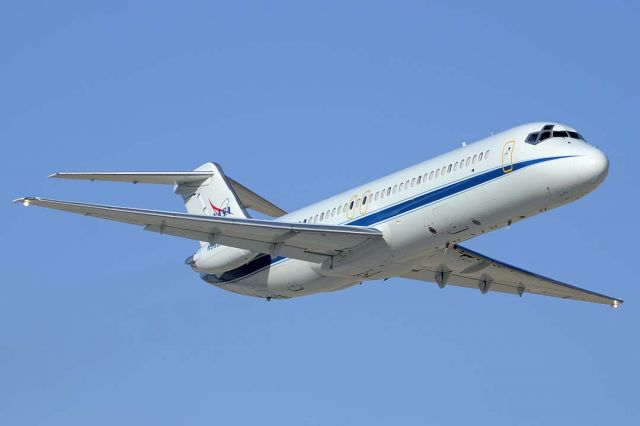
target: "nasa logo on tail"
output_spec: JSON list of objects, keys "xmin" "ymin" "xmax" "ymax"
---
[{"xmin": 208, "ymin": 198, "xmax": 232, "ymax": 216}]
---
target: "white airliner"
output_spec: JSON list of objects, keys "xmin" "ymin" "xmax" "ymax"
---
[{"xmin": 15, "ymin": 122, "xmax": 622, "ymax": 307}]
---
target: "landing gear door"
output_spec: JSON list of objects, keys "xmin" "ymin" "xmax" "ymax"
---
[{"xmin": 502, "ymin": 140, "xmax": 515, "ymax": 173}]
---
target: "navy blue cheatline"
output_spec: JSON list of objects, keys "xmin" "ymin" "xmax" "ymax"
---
[{"xmin": 203, "ymin": 156, "xmax": 573, "ymax": 284}]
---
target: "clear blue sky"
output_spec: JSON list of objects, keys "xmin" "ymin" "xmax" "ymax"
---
[{"xmin": 2, "ymin": 1, "xmax": 638, "ymax": 424}]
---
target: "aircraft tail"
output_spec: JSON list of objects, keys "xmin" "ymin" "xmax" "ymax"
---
[
  {"xmin": 174, "ymin": 162, "xmax": 250, "ymax": 220},
  {"xmin": 49, "ymin": 163, "xmax": 252, "ymax": 247}
]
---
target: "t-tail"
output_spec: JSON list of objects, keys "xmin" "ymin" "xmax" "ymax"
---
[{"xmin": 48, "ymin": 162, "xmax": 287, "ymax": 248}]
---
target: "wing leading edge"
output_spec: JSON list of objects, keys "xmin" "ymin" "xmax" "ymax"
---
[{"xmin": 401, "ymin": 244, "xmax": 622, "ymax": 307}]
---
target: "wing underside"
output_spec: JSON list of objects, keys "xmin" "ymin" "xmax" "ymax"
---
[
  {"xmin": 15, "ymin": 197, "xmax": 381, "ymax": 264},
  {"xmin": 401, "ymin": 245, "xmax": 622, "ymax": 306}
]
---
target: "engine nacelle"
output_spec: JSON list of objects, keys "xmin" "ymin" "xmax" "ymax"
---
[{"xmin": 189, "ymin": 245, "xmax": 255, "ymax": 275}]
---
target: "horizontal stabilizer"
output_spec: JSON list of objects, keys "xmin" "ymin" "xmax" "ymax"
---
[
  {"xmin": 225, "ymin": 177, "xmax": 287, "ymax": 217},
  {"xmin": 50, "ymin": 171, "xmax": 287, "ymax": 217},
  {"xmin": 50, "ymin": 171, "xmax": 213, "ymax": 185}
]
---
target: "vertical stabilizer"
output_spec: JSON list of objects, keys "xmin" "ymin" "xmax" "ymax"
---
[{"xmin": 175, "ymin": 162, "xmax": 250, "ymax": 229}]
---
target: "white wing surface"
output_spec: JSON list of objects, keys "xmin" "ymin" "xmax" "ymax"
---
[
  {"xmin": 401, "ymin": 245, "xmax": 622, "ymax": 307},
  {"xmin": 15, "ymin": 197, "xmax": 380, "ymax": 264}
]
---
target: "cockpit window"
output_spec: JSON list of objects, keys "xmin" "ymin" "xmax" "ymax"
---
[
  {"xmin": 526, "ymin": 133, "xmax": 539, "ymax": 144},
  {"xmin": 568, "ymin": 131, "xmax": 586, "ymax": 141},
  {"xmin": 525, "ymin": 126, "xmax": 586, "ymax": 145}
]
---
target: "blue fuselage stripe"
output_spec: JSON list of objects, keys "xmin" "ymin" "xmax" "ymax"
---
[{"xmin": 346, "ymin": 156, "xmax": 564, "ymax": 227}]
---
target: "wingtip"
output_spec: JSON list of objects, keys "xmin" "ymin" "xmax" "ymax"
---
[
  {"xmin": 13, "ymin": 196, "xmax": 38, "ymax": 206},
  {"xmin": 611, "ymin": 299, "xmax": 623, "ymax": 309},
  {"xmin": 48, "ymin": 173, "xmax": 61, "ymax": 178}
]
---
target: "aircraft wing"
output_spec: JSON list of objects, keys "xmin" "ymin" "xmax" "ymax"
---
[
  {"xmin": 14, "ymin": 197, "xmax": 380, "ymax": 264},
  {"xmin": 400, "ymin": 245, "xmax": 622, "ymax": 307}
]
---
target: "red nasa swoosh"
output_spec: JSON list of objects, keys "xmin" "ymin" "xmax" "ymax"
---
[{"xmin": 208, "ymin": 200, "xmax": 223, "ymax": 214}]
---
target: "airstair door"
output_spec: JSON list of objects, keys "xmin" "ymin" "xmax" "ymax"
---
[{"xmin": 502, "ymin": 140, "xmax": 515, "ymax": 173}]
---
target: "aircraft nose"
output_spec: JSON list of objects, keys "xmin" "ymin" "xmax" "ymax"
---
[{"xmin": 583, "ymin": 147, "xmax": 609, "ymax": 185}]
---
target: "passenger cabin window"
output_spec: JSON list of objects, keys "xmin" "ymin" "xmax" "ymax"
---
[
  {"xmin": 393, "ymin": 185, "xmax": 398, "ymax": 194},
  {"xmin": 399, "ymin": 183, "xmax": 404, "ymax": 192},
  {"xmin": 472, "ymin": 155, "xmax": 477, "ymax": 164},
  {"xmin": 478, "ymin": 152, "xmax": 483, "ymax": 161},
  {"xmin": 417, "ymin": 176, "xmax": 422, "ymax": 184},
  {"xmin": 338, "ymin": 205, "xmax": 342, "ymax": 215},
  {"xmin": 485, "ymin": 150, "xmax": 489, "ymax": 159},
  {"xmin": 320, "ymin": 212, "xmax": 324, "ymax": 221}
]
